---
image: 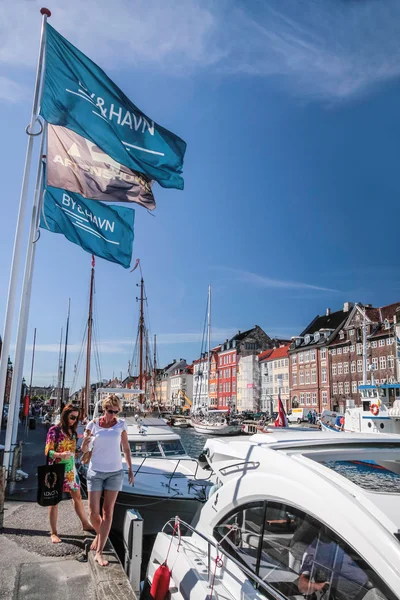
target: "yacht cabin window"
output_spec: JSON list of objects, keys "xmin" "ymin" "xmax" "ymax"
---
[
  {"xmin": 214, "ymin": 501, "xmax": 396, "ymax": 600},
  {"xmin": 159, "ymin": 440, "xmax": 186, "ymax": 456}
]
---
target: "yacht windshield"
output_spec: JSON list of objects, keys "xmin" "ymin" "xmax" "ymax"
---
[
  {"xmin": 129, "ymin": 441, "xmax": 162, "ymax": 457},
  {"xmin": 159, "ymin": 440, "xmax": 186, "ymax": 456},
  {"xmin": 322, "ymin": 460, "xmax": 400, "ymax": 493}
]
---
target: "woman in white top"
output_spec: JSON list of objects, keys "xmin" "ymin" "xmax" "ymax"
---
[{"xmin": 81, "ymin": 394, "xmax": 134, "ymax": 567}]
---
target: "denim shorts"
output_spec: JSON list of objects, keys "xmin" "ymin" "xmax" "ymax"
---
[{"xmin": 86, "ymin": 468, "xmax": 124, "ymax": 492}]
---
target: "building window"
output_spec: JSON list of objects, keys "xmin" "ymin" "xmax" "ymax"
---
[
  {"xmin": 219, "ymin": 357, "xmax": 223, "ymax": 365},
  {"xmin": 333, "ymin": 383, "xmax": 338, "ymax": 394},
  {"xmin": 379, "ymin": 339, "xmax": 385, "ymax": 347},
  {"xmin": 299, "ymin": 371, "xmax": 304, "ymax": 385},
  {"xmin": 311, "ymin": 368, "xmax": 316, "ymax": 384},
  {"xmin": 352, "ymin": 381, "xmax": 357, "ymax": 393},
  {"xmin": 305, "ymin": 371, "xmax": 310, "ymax": 384},
  {"xmin": 226, "ymin": 382, "xmax": 231, "ymax": 392},
  {"xmin": 387, "ymin": 338, "xmax": 394, "ymax": 346},
  {"xmin": 388, "ymin": 355, "xmax": 395, "ymax": 369},
  {"xmin": 298, "ymin": 353, "xmax": 304, "ymax": 364},
  {"xmin": 357, "ymin": 344, "xmax": 362, "ymax": 355},
  {"xmin": 357, "ymin": 359, "xmax": 362, "ymax": 372},
  {"xmin": 310, "ymin": 350, "xmax": 316, "ymax": 361},
  {"xmin": 350, "ymin": 345, "xmax": 355, "ymax": 352},
  {"xmin": 292, "ymin": 355, "xmax": 297, "ymax": 365},
  {"xmin": 306, "ymin": 392, "xmax": 311, "ymax": 405},
  {"xmin": 331, "ymin": 349, "xmax": 336, "ymax": 356},
  {"xmin": 344, "ymin": 362, "xmax": 349, "ymax": 374},
  {"xmin": 371, "ymin": 341, "xmax": 377, "ymax": 348},
  {"xmin": 304, "ymin": 352, "xmax": 310, "ymax": 363},
  {"xmin": 344, "ymin": 382, "xmax": 350, "ymax": 395},
  {"xmin": 219, "ymin": 384, "xmax": 222, "ymax": 392},
  {"xmin": 337, "ymin": 347, "xmax": 342, "ymax": 355},
  {"xmin": 349, "ymin": 329, "xmax": 354, "ymax": 336},
  {"xmin": 322, "ymin": 391, "xmax": 328, "ymax": 405},
  {"xmin": 380, "ymin": 356, "xmax": 386, "ymax": 370},
  {"xmin": 332, "ymin": 364, "xmax": 337, "ymax": 376},
  {"xmin": 372, "ymin": 357, "xmax": 378, "ymax": 368},
  {"xmin": 339, "ymin": 330, "xmax": 344, "ymax": 340},
  {"xmin": 320, "ymin": 348, "xmax": 326, "ymax": 360},
  {"xmin": 312, "ymin": 392, "xmax": 317, "ymax": 405},
  {"xmin": 321, "ymin": 368, "xmax": 327, "ymax": 383},
  {"xmin": 293, "ymin": 374, "xmax": 297, "ymax": 386},
  {"xmin": 337, "ymin": 363, "xmax": 343, "ymax": 375},
  {"xmin": 338, "ymin": 382, "xmax": 344, "ymax": 394},
  {"xmin": 300, "ymin": 393, "xmax": 304, "ymax": 405},
  {"xmin": 351, "ymin": 361, "xmax": 356, "ymax": 374}
]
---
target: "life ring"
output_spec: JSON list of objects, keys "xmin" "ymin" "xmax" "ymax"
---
[{"xmin": 370, "ymin": 403, "xmax": 379, "ymax": 416}]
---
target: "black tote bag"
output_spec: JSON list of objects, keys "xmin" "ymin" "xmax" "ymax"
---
[
  {"xmin": 37, "ymin": 426, "xmax": 65, "ymax": 507},
  {"xmin": 37, "ymin": 462, "xmax": 65, "ymax": 506}
]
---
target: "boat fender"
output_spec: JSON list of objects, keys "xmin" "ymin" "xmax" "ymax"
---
[
  {"xmin": 370, "ymin": 403, "xmax": 379, "ymax": 416},
  {"xmin": 150, "ymin": 563, "xmax": 171, "ymax": 600}
]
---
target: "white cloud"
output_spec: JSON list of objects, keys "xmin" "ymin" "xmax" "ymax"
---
[
  {"xmin": 214, "ymin": 267, "xmax": 337, "ymax": 293},
  {"xmin": 1, "ymin": 0, "xmax": 400, "ymax": 101}
]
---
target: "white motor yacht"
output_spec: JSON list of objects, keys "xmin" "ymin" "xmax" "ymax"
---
[
  {"xmin": 144, "ymin": 429, "xmax": 400, "ymax": 600},
  {"xmin": 78, "ymin": 405, "xmax": 213, "ymax": 536},
  {"xmin": 320, "ymin": 382, "xmax": 400, "ymax": 435}
]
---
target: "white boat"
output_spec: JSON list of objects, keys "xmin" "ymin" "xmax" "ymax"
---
[
  {"xmin": 172, "ymin": 417, "xmax": 191, "ymax": 428},
  {"xmin": 320, "ymin": 382, "xmax": 400, "ymax": 435},
  {"xmin": 145, "ymin": 429, "xmax": 400, "ymax": 600},
  {"xmin": 192, "ymin": 418, "xmax": 242, "ymax": 436},
  {"xmin": 78, "ymin": 409, "xmax": 214, "ymax": 536}
]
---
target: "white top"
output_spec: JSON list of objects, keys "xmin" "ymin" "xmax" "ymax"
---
[{"xmin": 86, "ymin": 418, "xmax": 127, "ymax": 473}]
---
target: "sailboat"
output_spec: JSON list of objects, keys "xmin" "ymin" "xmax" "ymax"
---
[
  {"xmin": 77, "ymin": 266, "xmax": 213, "ymax": 536},
  {"xmin": 191, "ymin": 285, "xmax": 242, "ymax": 436}
]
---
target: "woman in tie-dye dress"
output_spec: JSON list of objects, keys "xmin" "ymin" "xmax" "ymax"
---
[{"xmin": 45, "ymin": 404, "xmax": 93, "ymax": 543}]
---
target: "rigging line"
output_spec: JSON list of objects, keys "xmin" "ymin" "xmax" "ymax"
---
[
  {"xmin": 71, "ymin": 323, "xmax": 88, "ymax": 394},
  {"xmin": 194, "ymin": 293, "xmax": 209, "ymax": 404}
]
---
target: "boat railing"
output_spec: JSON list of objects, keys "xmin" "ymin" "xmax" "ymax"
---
[
  {"xmin": 161, "ymin": 517, "xmax": 288, "ymax": 600},
  {"xmin": 131, "ymin": 456, "xmax": 213, "ymax": 492},
  {"xmin": 218, "ymin": 460, "xmax": 260, "ymax": 476}
]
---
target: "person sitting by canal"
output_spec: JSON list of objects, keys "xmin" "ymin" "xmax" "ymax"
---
[
  {"xmin": 81, "ymin": 393, "xmax": 134, "ymax": 567},
  {"xmin": 45, "ymin": 404, "xmax": 93, "ymax": 544}
]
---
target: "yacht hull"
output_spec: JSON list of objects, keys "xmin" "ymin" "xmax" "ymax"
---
[{"xmin": 192, "ymin": 422, "xmax": 242, "ymax": 436}]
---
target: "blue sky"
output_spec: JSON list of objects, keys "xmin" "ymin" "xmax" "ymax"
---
[{"xmin": 1, "ymin": 0, "xmax": 400, "ymax": 390}]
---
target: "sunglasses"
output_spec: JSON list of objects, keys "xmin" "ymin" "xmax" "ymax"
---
[
  {"xmin": 107, "ymin": 409, "xmax": 119, "ymax": 414},
  {"xmin": 69, "ymin": 415, "xmax": 78, "ymax": 421}
]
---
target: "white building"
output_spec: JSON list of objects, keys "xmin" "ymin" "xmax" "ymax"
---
[
  {"xmin": 259, "ymin": 345, "xmax": 290, "ymax": 413},
  {"xmin": 169, "ymin": 364, "xmax": 193, "ymax": 410},
  {"xmin": 236, "ymin": 354, "xmax": 260, "ymax": 413},
  {"xmin": 192, "ymin": 354, "xmax": 210, "ymax": 411}
]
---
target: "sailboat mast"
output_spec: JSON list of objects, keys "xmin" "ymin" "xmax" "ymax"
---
[
  {"xmin": 139, "ymin": 277, "xmax": 144, "ymax": 404},
  {"xmin": 56, "ymin": 327, "xmax": 63, "ymax": 410},
  {"xmin": 84, "ymin": 256, "xmax": 95, "ymax": 418},
  {"xmin": 207, "ymin": 284, "xmax": 211, "ymax": 403},
  {"xmin": 60, "ymin": 298, "xmax": 70, "ymax": 410},
  {"xmin": 153, "ymin": 334, "xmax": 157, "ymax": 404}
]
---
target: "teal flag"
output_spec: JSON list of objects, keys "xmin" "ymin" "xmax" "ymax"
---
[
  {"xmin": 41, "ymin": 24, "xmax": 186, "ymax": 190},
  {"xmin": 40, "ymin": 186, "xmax": 135, "ymax": 268}
]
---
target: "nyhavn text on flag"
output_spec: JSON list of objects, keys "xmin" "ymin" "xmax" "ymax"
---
[
  {"xmin": 47, "ymin": 125, "xmax": 156, "ymax": 210},
  {"xmin": 40, "ymin": 186, "xmax": 135, "ymax": 269},
  {"xmin": 41, "ymin": 24, "xmax": 186, "ymax": 190}
]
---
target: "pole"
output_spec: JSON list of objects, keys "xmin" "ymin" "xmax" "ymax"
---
[
  {"xmin": 153, "ymin": 334, "xmax": 157, "ymax": 405},
  {"xmin": 56, "ymin": 327, "xmax": 63, "ymax": 410},
  {"xmin": 362, "ymin": 307, "xmax": 367, "ymax": 386},
  {"xmin": 0, "ymin": 8, "xmax": 50, "ymax": 448},
  {"xmin": 83, "ymin": 257, "xmax": 95, "ymax": 419},
  {"xmin": 60, "ymin": 299, "xmax": 71, "ymax": 410},
  {"xmin": 5, "ymin": 138, "xmax": 47, "ymax": 476},
  {"xmin": 139, "ymin": 278, "xmax": 144, "ymax": 404},
  {"xmin": 28, "ymin": 328, "xmax": 37, "ymax": 399},
  {"xmin": 207, "ymin": 284, "xmax": 211, "ymax": 407}
]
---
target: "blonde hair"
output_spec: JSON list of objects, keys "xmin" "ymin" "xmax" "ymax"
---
[{"xmin": 102, "ymin": 394, "xmax": 122, "ymax": 412}]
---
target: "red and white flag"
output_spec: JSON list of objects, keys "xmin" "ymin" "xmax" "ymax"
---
[{"xmin": 274, "ymin": 394, "xmax": 288, "ymax": 428}]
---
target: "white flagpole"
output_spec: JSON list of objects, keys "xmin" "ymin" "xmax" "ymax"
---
[
  {"xmin": 5, "ymin": 138, "xmax": 46, "ymax": 477},
  {"xmin": 0, "ymin": 8, "xmax": 50, "ymax": 473}
]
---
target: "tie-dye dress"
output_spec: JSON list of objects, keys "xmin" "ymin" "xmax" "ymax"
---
[{"xmin": 45, "ymin": 425, "xmax": 80, "ymax": 493}]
